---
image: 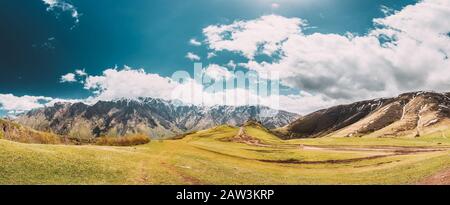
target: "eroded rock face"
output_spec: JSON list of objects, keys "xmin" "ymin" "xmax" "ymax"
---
[
  {"xmin": 0, "ymin": 119, "xmax": 61, "ymax": 144},
  {"xmin": 284, "ymin": 91, "xmax": 450, "ymax": 139},
  {"xmin": 16, "ymin": 98, "xmax": 299, "ymax": 139}
]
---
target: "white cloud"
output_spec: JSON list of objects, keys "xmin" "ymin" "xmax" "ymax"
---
[
  {"xmin": 60, "ymin": 73, "xmax": 77, "ymax": 83},
  {"xmin": 203, "ymin": 14, "xmax": 305, "ymax": 59},
  {"xmin": 203, "ymin": 64, "xmax": 235, "ymax": 80},
  {"xmin": 1, "ymin": 65, "xmax": 329, "ymax": 115},
  {"xmin": 276, "ymin": 93, "xmax": 343, "ymax": 114},
  {"xmin": 77, "ymin": 66, "xmax": 307, "ymax": 113},
  {"xmin": 60, "ymin": 70, "xmax": 88, "ymax": 83},
  {"xmin": 226, "ymin": 60, "xmax": 237, "ymax": 69},
  {"xmin": 83, "ymin": 67, "xmax": 178, "ymax": 102},
  {"xmin": 75, "ymin": 69, "xmax": 87, "ymax": 76},
  {"xmin": 186, "ymin": 52, "xmax": 201, "ymax": 61},
  {"xmin": 380, "ymin": 5, "xmax": 395, "ymax": 16},
  {"xmin": 202, "ymin": 0, "xmax": 450, "ymax": 108},
  {"xmin": 189, "ymin": 38, "xmax": 202, "ymax": 46},
  {"xmin": 6, "ymin": 0, "xmax": 448, "ymax": 116},
  {"xmin": 42, "ymin": 0, "xmax": 81, "ymax": 27},
  {"xmin": 207, "ymin": 52, "xmax": 217, "ymax": 59},
  {"xmin": 271, "ymin": 3, "xmax": 280, "ymax": 9},
  {"xmin": 0, "ymin": 94, "xmax": 79, "ymax": 114},
  {"xmin": 0, "ymin": 94, "xmax": 52, "ymax": 114}
]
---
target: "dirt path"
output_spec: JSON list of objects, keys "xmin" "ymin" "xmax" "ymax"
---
[
  {"xmin": 214, "ymin": 127, "xmax": 450, "ymax": 165},
  {"xmin": 259, "ymin": 154, "xmax": 395, "ymax": 164},
  {"xmin": 418, "ymin": 168, "xmax": 450, "ymax": 185},
  {"xmin": 195, "ymin": 144, "xmax": 412, "ymax": 165},
  {"xmin": 301, "ymin": 145, "xmax": 447, "ymax": 154},
  {"xmin": 237, "ymin": 127, "xmax": 245, "ymax": 136},
  {"xmin": 135, "ymin": 161, "xmax": 151, "ymax": 184},
  {"xmin": 160, "ymin": 162, "xmax": 202, "ymax": 185},
  {"xmin": 234, "ymin": 127, "xmax": 449, "ymax": 154}
]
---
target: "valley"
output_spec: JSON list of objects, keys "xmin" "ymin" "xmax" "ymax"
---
[
  {"xmin": 2, "ymin": 91, "xmax": 450, "ymax": 185},
  {"xmin": 1, "ymin": 0, "xmax": 449, "ymax": 188},
  {"xmin": 1, "ymin": 122, "xmax": 449, "ymax": 185}
]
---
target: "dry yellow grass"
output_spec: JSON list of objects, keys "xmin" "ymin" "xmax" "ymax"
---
[
  {"xmin": 1, "ymin": 123, "xmax": 450, "ymax": 184},
  {"xmin": 95, "ymin": 134, "xmax": 151, "ymax": 146},
  {"xmin": 0, "ymin": 119, "xmax": 61, "ymax": 144}
]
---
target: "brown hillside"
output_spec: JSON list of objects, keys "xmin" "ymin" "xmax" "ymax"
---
[
  {"xmin": 0, "ymin": 118, "xmax": 62, "ymax": 144},
  {"xmin": 279, "ymin": 91, "xmax": 450, "ymax": 139}
]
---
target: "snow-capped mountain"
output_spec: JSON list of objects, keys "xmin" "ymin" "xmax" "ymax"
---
[{"xmin": 16, "ymin": 98, "xmax": 299, "ymax": 138}]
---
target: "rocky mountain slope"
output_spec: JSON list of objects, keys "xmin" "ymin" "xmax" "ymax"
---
[
  {"xmin": 0, "ymin": 119, "xmax": 61, "ymax": 144},
  {"xmin": 16, "ymin": 98, "xmax": 299, "ymax": 139},
  {"xmin": 276, "ymin": 91, "xmax": 450, "ymax": 139}
]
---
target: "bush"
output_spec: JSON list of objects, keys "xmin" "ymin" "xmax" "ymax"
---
[
  {"xmin": 31, "ymin": 131, "xmax": 62, "ymax": 144},
  {"xmin": 95, "ymin": 134, "xmax": 151, "ymax": 146}
]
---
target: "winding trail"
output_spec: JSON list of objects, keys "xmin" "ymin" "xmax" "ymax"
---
[{"xmin": 197, "ymin": 126, "xmax": 450, "ymax": 166}]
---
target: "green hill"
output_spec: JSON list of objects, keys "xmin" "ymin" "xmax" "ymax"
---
[{"xmin": 1, "ymin": 122, "xmax": 450, "ymax": 184}]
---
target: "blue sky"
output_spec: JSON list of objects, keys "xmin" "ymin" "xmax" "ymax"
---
[{"xmin": 1, "ymin": 0, "xmax": 449, "ymax": 115}]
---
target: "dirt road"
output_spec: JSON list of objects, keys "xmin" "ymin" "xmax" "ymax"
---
[{"xmin": 418, "ymin": 168, "xmax": 450, "ymax": 185}]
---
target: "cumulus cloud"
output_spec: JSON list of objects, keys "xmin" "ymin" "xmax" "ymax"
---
[
  {"xmin": 79, "ymin": 66, "xmax": 232, "ymax": 105},
  {"xmin": 0, "ymin": 94, "xmax": 52, "ymax": 114},
  {"xmin": 60, "ymin": 69, "xmax": 89, "ymax": 83},
  {"xmin": 5, "ymin": 0, "xmax": 448, "ymax": 116},
  {"xmin": 202, "ymin": 0, "xmax": 450, "ymax": 105},
  {"xmin": 69, "ymin": 66, "xmax": 304, "ymax": 113},
  {"xmin": 75, "ymin": 69, "xmax": 87, "ymax": 76},
  {"xmin": 42, "ymin": 0, "xmax": 81, "ymax": 28},
  {"xmin": 189, "ymin": 38, "xmax": 202, "ymax": 46},
  {"xmin": 380, "ymin": 5, "xmax": 395, "ymax": 16},
  {"xmin": 186, "ymin": 52, "xmax": 201, "ymax": 61},
  {"xmin": 203, "ymin": 14, "xmax": 305, "ymax": 59},
  {"xmin": 83, "ymin": 67, "xmax": 178, "ymax": 102},
  {"xmin": 1, "ymin": 65, "xmax": 331, "ymax": 115},
  {"xmin": 271, "ymin": 3, "xmax": 280, "ymax": 9},
  {"xmin": 60, "ymin": 73, "xmax": 77, "ymax": 83},
  {"xmin": 207, "ymin": 52, "xmax": 217, "ymax": 59},
  {"xmin": 169, "ymin": 80, "xmax": 332, "ymax": 114},
  {"xmin": 0, "ymin": 94, "xmax": 79, "ymax": 114},
  {"xmin": 203, "ymin": 64, "xmax": 235, "ymax": 80}
]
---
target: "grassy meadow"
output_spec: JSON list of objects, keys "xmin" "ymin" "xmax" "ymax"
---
[{"xmin": 1, "ymin": 124, "xmax": 450, "ymax": 185}]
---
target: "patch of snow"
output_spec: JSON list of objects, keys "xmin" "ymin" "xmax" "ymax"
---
[
  {"xmin": 424, "ymin": 119, "xmax": 439, "ymax": 127},
  {"xmin": 400, "ymin": 104, "xmax": 407, "ymax": 121}
]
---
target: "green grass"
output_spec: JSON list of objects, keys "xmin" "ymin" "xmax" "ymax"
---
[
  {"xmin": 289, "ymin": 134, "xmax": 450, "ymax": 147},
  {"xmin": 1, "ymin": 124, "xmax": 450, "ymax": 185}
]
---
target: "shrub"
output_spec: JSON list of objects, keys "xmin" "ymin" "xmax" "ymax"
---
[
  {"xmin": 31, "ymin": 131, "xmax": 62, "ymax": 144},
  {"xmin": 95, "ymin": 134, "xmax": 151, "ymax": 146}
]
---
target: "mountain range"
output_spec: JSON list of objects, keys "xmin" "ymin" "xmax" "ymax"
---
[
  {"xmin": 15, "ymin": 98, "xmax": 299, "ymax": 139},
  {"xmin": 275, "ymin": 91, "xmax": 450, "ymax": 139},
  {"xmin": 8, "ymin": 91, "xmax": 450, "ymax": 140}
]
